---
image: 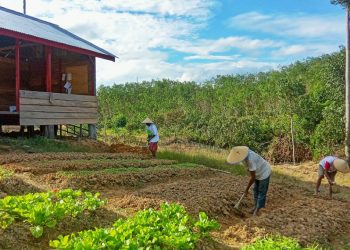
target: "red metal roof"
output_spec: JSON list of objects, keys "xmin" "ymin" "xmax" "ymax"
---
[{"xmin": 0, "ymin": 6, "xmax": 116, "ymax": 61}]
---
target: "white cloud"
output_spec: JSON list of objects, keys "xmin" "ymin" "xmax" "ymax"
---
[
  {"xmin": 178, "ymin": 60, "xmax": 279, "ymax": 82},
  {"xmin": 229, "ymin": 11, "xmax": 344, "ymax": 39},
  {"xmin": 170, "ymin": 36, "xmax": 283, "ymax": 57},
  {"xmin": 184, "ymin": 55, "xmax": 240, "ymax": 61},
  {"xmin": 271, "ymin": 44, "xmax": 339, "ymax": 58},
  {"xmin": 1, "ymin": 0, "xmax": 218, "ymax": 19}
]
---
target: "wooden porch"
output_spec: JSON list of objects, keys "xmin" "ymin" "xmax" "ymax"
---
[
  {"xmin": 0, "ymin": 7, "xmax": 116, "ymax": 138},
  {"xmin": 0, "ymin": 90, "xmax": 98, "ymax": 138}
]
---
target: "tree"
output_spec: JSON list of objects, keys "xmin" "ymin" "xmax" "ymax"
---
[
  {"xmin": 331, "ymin": 0, "xmax": 350, "ymax": 7},
  {"xmin": 331, "ymin": 0, "xmax": 350, "ymax": 160}
]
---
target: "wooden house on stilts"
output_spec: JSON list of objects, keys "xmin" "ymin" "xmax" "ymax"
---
[{"xmin": 0, "ymin": 6, "xmax": 115, "ymax": 138}]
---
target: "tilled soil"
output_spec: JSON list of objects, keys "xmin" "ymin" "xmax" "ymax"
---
[
  {"xmin": 0, "ymin": 152, "xmax": 350, "ymax": 249},
  {"xmin": 43, "ymin": 167, "xmax": 218, "ymax": 191},
  {"xmin": 109, "ymin": 143, "xmax": 150, "ymax": 155},
  {"xmin": 0, "ymin": 152, "xmax": 151, "ymax": 165},
  {"xmin": 4, "ymin": 159, "xmax": 177, "ymax": 174}
]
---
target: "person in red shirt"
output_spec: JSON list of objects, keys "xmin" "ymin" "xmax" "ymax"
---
[{"xmin": 315, "ymin": 156, "xmax": 348, "ymax": 199}]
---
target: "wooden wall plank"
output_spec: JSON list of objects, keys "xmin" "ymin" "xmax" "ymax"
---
[
  {"xmin": 20, "ymin": 112, "xmax": 97, "ymax": 119},
  {"xmin": 20, "ymin": 105, "xmax": 97, "ymax": 113},
  {"xmin": 20, "ymin": 118, "xmax": 97, "ymax": 126},
  {"xmin": 20, "ymin": 98, "xmax": 97, "ymax": 108},
  {"xmin": 19, "ymin": 90, "xmax": 98, "ymax": 126},
  {"xmin": 20, "ymin": 90, "xmax": 97, "ymax": 102}
]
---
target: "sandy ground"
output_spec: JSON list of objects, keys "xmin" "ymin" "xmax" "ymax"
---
[{"xmin": 0, "ymin": 151, "xmax": 350, "ymax": 249}]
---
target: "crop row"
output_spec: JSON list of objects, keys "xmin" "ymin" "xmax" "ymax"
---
[
  {"xmin": 0, "ymin": 152, "xmax": 151, "ymax": 165},
  {"xmin": 50, "ymin": 203, "xmax": 219, "ymax": 249},
  {"xmin": 47, "ymin": 164, "xmax": 215, "ymax": 190},
  {"xmin": 0, "ymin": 189, "xmax": 105, "ymax": 238},
  {"xmin": 58, "ymin": 163, "xmax": 203, "ymax": 176},
  {"xmin": 5, "ymin": 159, "xmax": 178, "ymax": 174}
]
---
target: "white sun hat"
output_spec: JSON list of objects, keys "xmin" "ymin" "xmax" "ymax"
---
[
  {"xmin": 142, "ymin": 118, "xmax": 153, "ymax": 124},
  {"xmin": 334, "ymin": 159, "xmax": 350, "ymax": 173},
  {"xmin": 227, "ymin": 146, "xmax": 249, "ymax": 164}
]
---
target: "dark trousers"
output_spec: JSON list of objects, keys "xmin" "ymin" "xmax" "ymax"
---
[{"xmin": 253, "ymin": 175, "xmax": 270, "ymax": 209}]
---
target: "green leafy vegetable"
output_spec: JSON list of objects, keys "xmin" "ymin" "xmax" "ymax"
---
[
  {"xmin": 50, "ymin": 203, "xmax": 219, "ymax": 249},
  {"xmin": 0, "ymin": 189, "xmax": 105, "ymax": 238}
]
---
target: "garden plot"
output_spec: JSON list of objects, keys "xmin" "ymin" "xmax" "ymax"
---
[
  {"xmin": 43, "ymin": 164, "xmax": 217, "ymax": 191},
  {"xmin": 1, "ymin": 151, "xmax": 350, "ymax": 249}
]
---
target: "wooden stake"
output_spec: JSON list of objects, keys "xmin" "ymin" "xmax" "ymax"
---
[{"xmin": 291, "ymin": 117, "xmax": 296, "ymax": 165}]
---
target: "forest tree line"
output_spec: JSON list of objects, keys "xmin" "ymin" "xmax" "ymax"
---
[{"xmin": 97, "ymin": 48, "xmax": 345, "ymax": 162}]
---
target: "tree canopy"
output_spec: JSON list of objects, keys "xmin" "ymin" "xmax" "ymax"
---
[
  {"xmin": 98, "ymin": 49, "xmax": 346, "ymax": 162},
  {"xmin": 331, "ymin": 0, "xmax": 350, "ymax": 7}
]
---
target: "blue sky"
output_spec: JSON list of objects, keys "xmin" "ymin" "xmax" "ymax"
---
[{"xmin": 0, "ymin": 0, "xmax": 346, "ymax": 85}]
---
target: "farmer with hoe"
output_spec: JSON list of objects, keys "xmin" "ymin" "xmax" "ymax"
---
[
  {"xmin": 227, "ymin": 146, "xmax": 271, "ymax": 216},
  {"xmin": 315, "ymin": 156, "xmax": 349, "ymax": 199},
  {"xmin": 142, "ymin": 118, "xmax": 159, "ymax": 157}
]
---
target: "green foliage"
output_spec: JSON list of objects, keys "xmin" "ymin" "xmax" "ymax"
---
[
  {"xmin": 50, "ymin": 203, "xmax": 219, "ymax": 249},
  {"xmin": 0, "ymin": 189, "xmax": 105, "ymax": 238},
  {"xmin": 98, "ymin": 49, "xmax": 346, "ymax": 159},
  {"xmin": 242, "ymin": 235, "xmax": 318, "ymax": 250},
  {"xmin": 331, "ymin": 0, "xmax": 350, "ymax": 7},
  {"xmin": 112, "ymin": 114, "xmax": 127, "ymax": 129}
]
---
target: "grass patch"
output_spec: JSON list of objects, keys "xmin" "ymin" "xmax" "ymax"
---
[
  {"xmin": 0, "ymin": 166, "xmax": 13, "ymax": 180},
  {"xmin": 1, "ymin": 136, "xmax": 91, "ymax": 153},
  {"xmin": 59, "ymin": 163, "xmax": 203, "ymax": 176},
  {"xmin": 158, "ymin": 150, "xmax": 246, "ymax": 176}
]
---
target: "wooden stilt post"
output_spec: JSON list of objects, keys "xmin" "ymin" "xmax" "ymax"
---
[
  {"xmin": 44, "ymin": 126, "xmax": 55, "ymax": 139},
  {"xmin": 44, "ymin": 46, "xmax": 55, "ymax": 138},
  {"xmin": 15, "ymin": 39, "xmax": 20, "ymax": 113},
  {"xmin": 79, "ymin": 124, "xmax": 83, "ymax": 138},
  {"xmin": 88, "ymin": 57, "xmax": 97, "ymax": 140},
  {"xmin": 88, "ymin": 124, "xmax": 97, "ymax": 139}
]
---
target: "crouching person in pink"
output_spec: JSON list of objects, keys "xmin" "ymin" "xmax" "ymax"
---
[
  {"xmin": 315, "ymin": 156, "xmax": 349, "ymax": 199},
  {"xmin": 142, "ymin": 118, "xmax": 159, "ymax": 158}
]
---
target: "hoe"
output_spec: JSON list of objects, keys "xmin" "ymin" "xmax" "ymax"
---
[{"xmin": 233, "ymin": 193, "xmax": 246, "ymax": 217}]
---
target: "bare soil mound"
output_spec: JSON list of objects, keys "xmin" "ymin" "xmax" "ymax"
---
[
  {"xmin": 4, "ymin": 159, "xmax": 177, "ymax": 174},
  {"xmin": 0, "ymin": 152, "xmax": 150, "ymax": 165},
  {"xmin": 222, "ymin": 184, "xmax": 350, "ymax": 246},
  {"xmin": 0, "ymin": 176, "xmax": 41, "ymax": 195},
  {"xmin": 43, "ymin": 167, "xmax": 217, "ymax": 191},
  {"xmin": 109, "ymin": 143, "xmax": 150, "ymax": 155}
]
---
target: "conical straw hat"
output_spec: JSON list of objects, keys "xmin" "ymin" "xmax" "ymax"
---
[
  {"xmin": 334, "ymin": 159, "xmax": 350, "ymax": 173},
  {"xmin": 227, "ymin": 146, "xmax": 249, "ymax": 164},
  {"xmin": 142, "ymin": 118, "xmax": 153, "ymax": 124}
]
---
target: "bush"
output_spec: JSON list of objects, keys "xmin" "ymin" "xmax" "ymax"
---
[{"xmin": 242, "ymin": 235, "xmax": 318, "ymax": 250}]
